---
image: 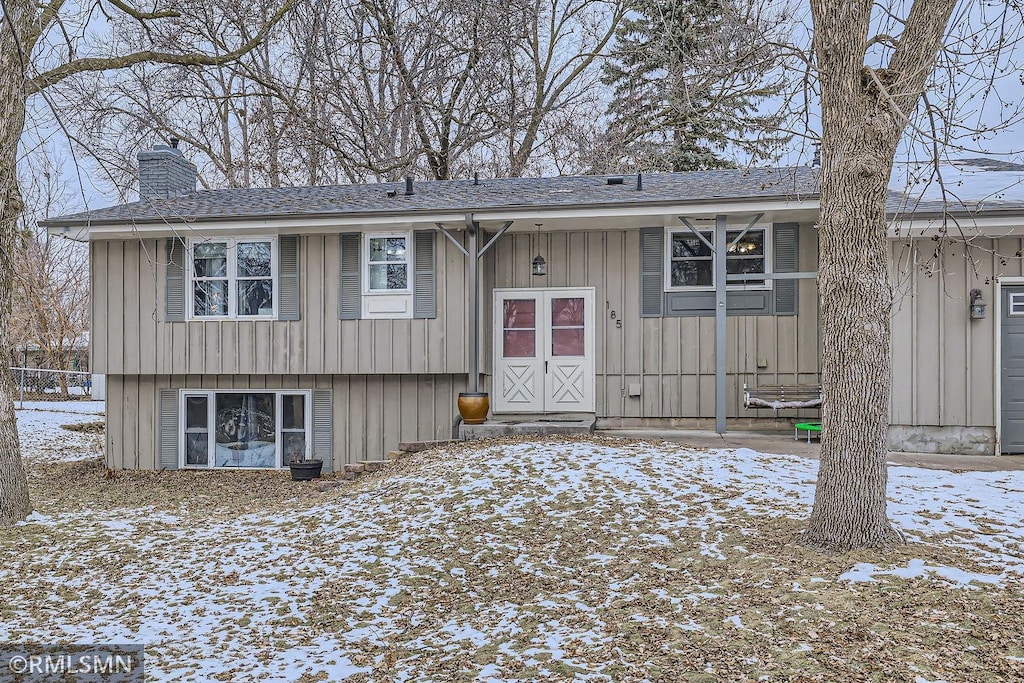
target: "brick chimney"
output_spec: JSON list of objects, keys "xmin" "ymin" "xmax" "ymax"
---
[{"xmin": 137, "ymin": 139, "xmax": 197, "ymax": 201}]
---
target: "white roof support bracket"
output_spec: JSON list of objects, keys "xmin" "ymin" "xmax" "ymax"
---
[{"xmin": 435, "ymin": 222, "xmax": 469, "ymax": 257}]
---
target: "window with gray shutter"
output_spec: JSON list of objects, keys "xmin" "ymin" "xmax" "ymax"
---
[
  {"xmin": 339, "ymin": 233, "xmax": 361, "ymax": 319},
  {"xmin": 413, "ymin": 230, "xmax": 436, "ymax": 318},
  {"xmin": 773, "ymin": 223, "xmax": 800, "ymax": 315},
  {"xmin": 165, "ymin": 237, "xmax": 187, "ymax": 321},
  {"xmin": 158, "ymin": 388, "xmax": 180, "ymax": 470},
  {"xmin": 640, "ymin": 227, "xmax": 664, "ymax": 317},
  {"xmin": 312, "ymin": 389, "xmax": 333, "ymax": 472},
  {"xmin": 278, "ymin": 235, "xmax": 301, "ymax": 320}
]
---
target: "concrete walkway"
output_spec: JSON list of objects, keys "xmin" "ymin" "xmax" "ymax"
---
[{"xmin": 600, "ymin": 428, "xmax": 1024, "ymax": 472}]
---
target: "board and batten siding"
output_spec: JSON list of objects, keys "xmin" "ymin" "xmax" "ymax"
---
[
  {"xmin": 90, "ymin": 235, "xmax": 467, "ymax": 376},
  {"xmin": 106, "ymin": 374, "xmax": 467, "ymax": 470},
  {"xmin": 888, "ymin": 237, "xmax": 1016, "ymax": 431},
  {"xmin": 483, "ymin": 226, "xmax": 822, "ymax": 420}
]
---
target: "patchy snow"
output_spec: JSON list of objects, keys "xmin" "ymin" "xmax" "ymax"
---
[
  {"xmin": 839, "ymin": 559, "xmax": 1004, "ymax": 587},
  {"xmin": 15, "ymin": 399, "xmax": 104, "ymax": 464},
  {"xmin": 3, "ymin": 432, "xmax": 1024, "ymax": 680},
  {"xmin": 16, "ymin": 399, "xmax": 105, "ymax": 414}
]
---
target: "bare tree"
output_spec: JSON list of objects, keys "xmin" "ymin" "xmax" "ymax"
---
[
  {"xmin": 804, "ymin": 0, "xmax": 1024, "ymax": 550},
  {"xmin": 61, "ymin": 0, "xmax": 624, "ymax": 187},
  {"xmin": 0, "ymin": 0, "xmax": 292, "ymax": 526},
  {"xmin": 10, "ymin": 159, "xmax": 89, "ymax": 394}
]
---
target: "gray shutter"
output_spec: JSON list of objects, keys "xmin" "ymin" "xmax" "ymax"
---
[
  {"xmin": 413, "ymin": 230, "xmax": 436, "ymax": 319},
  {"xmin": 640, "ymin": 227, "xmax": 664, "ymax": 317},
  {"xmin": 339, "ymin": 233, "xmax": 361, "ymax": 320},
  {"xmin": 165, "ymin": 238, "xmax": 187, "ymax": 321},
  {"xmin": 158, "ymin": 389, "xmax": 179, "ymax": 471},
  {"xmin": 278, "ymin": 235, "xmax": 301, "ymax": 320},
  {"xmin": 773, "ymin": 223, "xmax": 800, "ymax": 315},
  {"xmin": 311, "ymin": 389, "xmax": 333, "ymax": 472}
]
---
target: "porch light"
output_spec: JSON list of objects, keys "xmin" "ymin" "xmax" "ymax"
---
[
  {"xmin": 532, "ymin": 223, "xmax": 546, "ymax": 276},
  {"xmin": 970, "ymin": 289, "xmax": 986, "ymax": 320}
]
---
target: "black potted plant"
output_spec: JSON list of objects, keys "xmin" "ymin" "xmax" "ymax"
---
[{"xmin": 288, "ymin": 450, "xmax": 324, "ymax": 481}]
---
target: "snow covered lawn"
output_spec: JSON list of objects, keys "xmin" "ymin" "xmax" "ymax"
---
[
  {"xmin": 1, "ymin": 429, "xmax": 1023, "ymax": 681},
  {"xmin": 15, "ymin": 399, "xmax": 104, "ymax": 464}
]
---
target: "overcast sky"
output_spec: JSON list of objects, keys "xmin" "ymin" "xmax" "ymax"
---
[{"xmin": 20, "ymin": 0, "xmax": 1024, "ymax": 215}]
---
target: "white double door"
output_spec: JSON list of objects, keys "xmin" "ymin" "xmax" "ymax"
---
[{"xmin": 493, "ymin": 287, "xmax": 595, "ymax": 413}]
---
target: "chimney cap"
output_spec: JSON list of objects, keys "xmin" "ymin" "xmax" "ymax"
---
[{"xmin": 169, "ymin": 137, "xmax": 180, "ymax": 149}]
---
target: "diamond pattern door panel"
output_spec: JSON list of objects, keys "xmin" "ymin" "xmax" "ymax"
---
[
  {"xmin": 548, "ymin": 363, "xmax": 585, "ymax": 405},
  {"xmin": 501, "ymin": 363, "xmax": 541, "ymax": 408}
]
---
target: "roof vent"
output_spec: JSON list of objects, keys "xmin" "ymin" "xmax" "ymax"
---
[
  {"xmin": 405, "ymin": 176, "xmax": 415, "ymax": 196},
  {"xmin": 386, "ymin": 189, "xmax": 397, "ymax": 198},
  {"xmin": 636, "ymin": 172, "xmax": 643, "ymax": 191},
  {"xmin": 607, "ymin": 175, "xmax": 624, "ymax": 185}
]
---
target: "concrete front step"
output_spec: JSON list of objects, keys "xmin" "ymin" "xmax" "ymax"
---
[
  {"xmin": 459, "ymin": 414, "xmax": 596, "ymax": 441},
  {"xmin": 397, "ymin": 439, "xmax": 459, "ymax": 453},
  {"xmin": 343, "ymin": 459, "xmax": 391, "ymax": 476}
]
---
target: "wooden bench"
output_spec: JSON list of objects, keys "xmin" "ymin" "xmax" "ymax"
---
[{"xmin": 743, "ymin": 383, "xmax": 822, "ymax": 411}]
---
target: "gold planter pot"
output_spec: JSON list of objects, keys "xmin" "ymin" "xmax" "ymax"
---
[{"xmin": 457, "ymin": 392, "xmax": 489, "ymax": 425}]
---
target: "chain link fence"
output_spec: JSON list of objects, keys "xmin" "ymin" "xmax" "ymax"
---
[{"xmin": 9, "ymin": 367, "xmax": 95, "ymax": 404}]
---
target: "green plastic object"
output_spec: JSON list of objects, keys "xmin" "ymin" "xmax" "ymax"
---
[{"xmin": 794, "ymin": 422, "xmax": 822, "ymax": 443}]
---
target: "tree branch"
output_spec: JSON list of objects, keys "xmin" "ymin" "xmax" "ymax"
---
[
  {"xmin": 104, "ymin": 0, "xmax": 180, "ymax": 21},
  {"xmin": 26, "ymin": 0, "xmax": 293, "ymax": 95}
]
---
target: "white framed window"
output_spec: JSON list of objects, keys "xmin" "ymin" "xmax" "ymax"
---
[
  {"xmin": 180, "ymin": 390, "xmax": 311, "ymax": 469},
  {"xmin": 189, "ymin": 237, "xmax": 277, "ymax": 318},
  {"xmin": 665, "ymin": 226, "xmax": 771, "ymax": 291},
  {"xmin": 364, "ymin": 233, "xmax": 411, "ymax": 293},
  {"xmin": 1010, "ymin": 293, "xmax": 1024, "ymax": 316}
]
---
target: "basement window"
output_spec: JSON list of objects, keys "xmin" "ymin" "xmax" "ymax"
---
[{"xmin": 180, "ymin": 390, "xmax": 309, "ymax": 469}]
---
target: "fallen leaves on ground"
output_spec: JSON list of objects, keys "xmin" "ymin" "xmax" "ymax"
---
[{"xmin": 1, "ymin": 428, "xmax": 1023, "ymax": 681}]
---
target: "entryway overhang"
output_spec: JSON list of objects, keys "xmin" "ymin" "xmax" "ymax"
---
[{"xmin": 441, "ymin": 207, "xmax": 820, "ymax": 435}]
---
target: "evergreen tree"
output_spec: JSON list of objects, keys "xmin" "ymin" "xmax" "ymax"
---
[{"xmin": 599, "ymin": 0, "xmax": 791, "ymax": 172}]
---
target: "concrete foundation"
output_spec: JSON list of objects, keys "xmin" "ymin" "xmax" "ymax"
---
[
  {"xmin": 461, "ymin": 414, "xmax": 596, "ymax": 440},
  {"xmin": 887, "ymin": 424, "xmax": 996, "ymax": 456},
  {"xmin": 596, "ymin": 416, "xmax": 801, "ymax": 431}
]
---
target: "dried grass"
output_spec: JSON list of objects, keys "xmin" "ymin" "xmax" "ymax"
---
[{"xmin": 4, "ymin": 435, "xmax": 1023, "ymax": 680}]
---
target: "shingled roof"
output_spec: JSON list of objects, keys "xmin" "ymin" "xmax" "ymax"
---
[{"xmin": 42, "ymin": 167, "xmax": 820, "ymax": 228}]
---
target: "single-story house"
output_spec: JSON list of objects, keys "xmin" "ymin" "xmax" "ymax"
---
[
  {"xmin": 40, "ymin": 145, "xmax": 1024, "ymax": 470},
  {"xmin": 11, "ymin": 333, "xmax": 90, "ymax": 372}
]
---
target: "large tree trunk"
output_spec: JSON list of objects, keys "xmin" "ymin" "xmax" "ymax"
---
[
  {"xmin": 803, "ymin": 0, "xmax": 957, "ymax": 550},
  {"xmin": 0, "ymin": 19, "xmax": 33, "ymax": 527},
  {"xmin": 805, "ymin": 108, "xmax": 904, "ymax": 548}
]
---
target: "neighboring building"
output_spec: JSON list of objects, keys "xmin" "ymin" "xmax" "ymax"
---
[
  {"xmin": 13, "ymin": 333, "xmax": 90, "ymax": 372},
  {"xmin": 11, "ymin": 333, "xmax": 95, "ymax": 397},
  {"xmin": 40, "ymin": 145, "xmax": 1024, "ymax": 470}
]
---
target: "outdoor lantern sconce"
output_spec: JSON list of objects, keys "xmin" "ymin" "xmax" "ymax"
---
[
  {"xmin": 532, "ymin": 223, "xmax": 546, "ymax": 276},
  {"xmin": 970, "ymin": 289, "xmax": 986, "ymax": 320}
]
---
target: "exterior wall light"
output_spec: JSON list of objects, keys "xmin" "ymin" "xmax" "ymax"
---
[
  {"xmin": 969, "ymin": 289, "xmax": 986, "ymax": 320},
  {"xmin": 532, "ymin": 223, "xmax": 546, "ymax": 276}
]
